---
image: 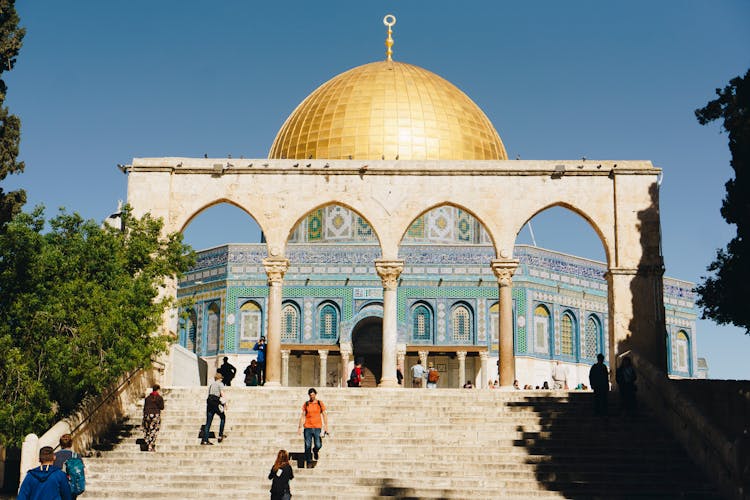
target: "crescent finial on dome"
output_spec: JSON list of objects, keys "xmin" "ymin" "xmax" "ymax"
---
[{"xmin": 383, "ymin": 14, "xmax": 396, "ymax": 61}]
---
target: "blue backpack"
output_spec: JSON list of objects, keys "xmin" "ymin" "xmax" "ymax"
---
[{"xmin": 65, "ymin": 452, "xmax": 86, "ymax": 495}]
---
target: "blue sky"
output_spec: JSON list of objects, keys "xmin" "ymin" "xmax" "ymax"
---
[{"xmin": 6, "ymin": 1, "xmax": 749, "ymax": 378}]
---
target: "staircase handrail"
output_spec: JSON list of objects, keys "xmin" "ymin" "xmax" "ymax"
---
[{"xmin": 623, "ymin": 350, "xmax": 748, "ymax": 500}]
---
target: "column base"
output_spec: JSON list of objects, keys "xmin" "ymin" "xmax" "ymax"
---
[
  {"xmin": 263, "ymin": 381, "xmax": 281, "ymax": 387},
  {"xmin": 377, "ymin": 378, "xmax": 400, "ymax": 388}
]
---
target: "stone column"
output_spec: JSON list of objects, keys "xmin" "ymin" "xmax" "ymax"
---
[
  {"xmin": 262, "ymin": 257, "xmax": 289, "ymax": 387},
  {"xmin": 340, "ymin": 342, "xmax": 352, "ymax": 388},
  {"xmin": 479, "ymin": 351, "xmax": 489, "ymax": 389},
  {"xmin": 318, "ymin": 350, "xmax": 328, "ymax": 387},
  {"xmin": 456, "ymin": 351, "xmax": 467, "ymax": 388},
  {"xmin": 606, "ymin": 263, "xmax": 667, "ymax": 380},
  {"xmin": 397, "ymin": 343, "xmax": 407, "ymax": 387},
  {"xmin": 492, "ymin": 258, "xmax": 519, "ymax": 389},
  {"xmin": 281, "ymin": 349, "xmax": 291, "ymax": 387},
  {"xmin": 419, "ymin": 350, "xmax": 429, "ymax": 389},
  {"xmin": 375, "ymin": 259, "xmax": 404, "ymax": 388}
]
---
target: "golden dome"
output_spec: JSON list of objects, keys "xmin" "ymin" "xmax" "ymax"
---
[{"xmin": 269, "ymin": 60, "xmax": 507, "ymax": 161}]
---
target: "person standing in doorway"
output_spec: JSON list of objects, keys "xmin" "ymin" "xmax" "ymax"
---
[
  {"xmin": 201, "ymin": 373, "xmax": 226, "ymax": 445},
  {"xmin": 411, "ymin": 359, "xmax": 425, "ymax": 388},
  {"xmin": 589, "ymin": 353, "xmax": 610, "ymax": 416},
  {"xmin": 217, "ymin": 357, "xmax": 237, "ymax": 386},
  {"xmin": 254, "ymin": 336, "xmax": 267, "ymax": 385},
  {"xmin": 297, "ymin": 388, "xmax": 329, "ymax": 468}
]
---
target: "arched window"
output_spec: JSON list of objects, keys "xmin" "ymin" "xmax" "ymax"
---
[
  {"xmin": 584, "ymin": 315, "xmax": 600, "ymax": 359},
  {"xmin": 240, "ymin": 301, "xmax": 262, "ymax": 342},
  {"xmin": 451, "ymin": 304, "xmax": 472, "ymax": 343},
  {"xmin": 561, "ymin": 312, "xmax": 575, "ymax": 357},
  {"xmin": 412, "ymin": 304, "xmax": 432, "ymax": 341},
  {"xmin": 489, "ymin": 302, "xmax": 499, "ymax": 344},
  {"xmin": 206, "ymin": 301, "xmax": 221, "ymax": 352},
  {"xmin": 185, "ymin": 309, "xmax": 197, "ymax": 353},
  {"xmin": 281, "ymin": 303, "xmax": 300, "ymax": 342},
  {"xmin": 319, "ymin": 303, "xmax": 338, "ymax": 340},
  {"xmin": 674, "ymin": 330, "xmax": 690, "ymax": 373},
  {"xmin": 533, "ymin": 305, "xmax": 550, "ymax": 354}
]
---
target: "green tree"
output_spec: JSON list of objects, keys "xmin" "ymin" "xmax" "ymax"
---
[
  {"xmin": 0, "ymin": 206, "xmax": 195, "ymax": 446},
  {"xmin": 0, "ymin": 0, "xmax": 25, "ymax": 228},
  {"xmin": 695, "ymin": 69, "xmax": 750, "ymax": 333}
]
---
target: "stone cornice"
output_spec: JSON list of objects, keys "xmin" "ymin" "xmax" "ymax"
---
[{"xmin": 126, "ymin": 158, "xmax": 659, "ymax": 177}]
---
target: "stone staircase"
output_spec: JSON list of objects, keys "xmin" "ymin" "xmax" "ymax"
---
[{"xmin": 82, "ymin": 387, "xmax": 720, "ymax": 499}]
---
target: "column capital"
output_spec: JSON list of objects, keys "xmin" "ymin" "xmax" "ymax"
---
[
  {"xmin": 478, "ymin": 350, "xmax": 489, "ymax": 360},
  {"xmin": 262, "ymin": 257, "xmax": 289, "ymax": 284},
  {"xmin": 281, "ymin": 349, "xmax": 291, "ymax": 360},
  {"xmin": 396, "ymin": 343, "xmax": 407, "ymax": 357},
  {"xmin": 375, "ymin": 259, "xmax": 404, "ymax": 290},
  {"xmin": 456, "ymin": 350, "xmax": 467, "ymax": 361},
  {"xmin": 491, "ymin": 259, "xmax": 520, "ymax": 287},
  {"xmin": 317, "ymin": 349, "xmax": 329, "ymax": 360},
  {"xmin": 606, "ymin": 264, "xmax": 665, "ymax": 278}
]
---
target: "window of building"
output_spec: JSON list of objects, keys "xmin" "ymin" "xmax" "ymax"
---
[
  {"xmin": 533, "ymin": 305, "xmax": 550, "ymax": 354},
  {"xmin": 451, "ymin": 304, "xmax": 472, "ymax": 343},
  {"xmin": 206, "ymin": 301, "xmax": 220, "ymax": 352},
  {"xmin": 674, "ymin": 330, "xmax": 689, "ymax": 373},
  {"xmin": 412, "ymin": 304, "xmax": 432, "ymax": 341},
  {"xmin": 561, "ymin": 312, "xmax": 575, "ymax": 357},
  {"xmin": 319, "ymin": 303, "xmax": 338, "ymax": 340},
  {"xmin": 185, "ymin": 309, "xmax": 197, "ymax": 353},
  {"xmin": 489, "ymin": 302, "xmax": 499, "ymax": 345},
  {"xmin": 281, "ymin": 303, "xmax": 299, "ymax": 342},
  {"xmin": 240, "ymin": 301, "xmax": 262, "ymax": 342},
  {"xmin": 584, "ymin": 315, "xmax": 600, "ymax": 359}
]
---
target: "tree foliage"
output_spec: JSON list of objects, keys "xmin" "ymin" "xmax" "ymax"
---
[
  {"xmin": 695, "ymin": 69, "xmax": 750, "ymax": 333},
  {"xmin": 0, "ymin": 206, "xmax": 195, "ymax": 446},
  {"xmin": 0, "ymin": 0, "xmax": 25, "ymax": 228}
]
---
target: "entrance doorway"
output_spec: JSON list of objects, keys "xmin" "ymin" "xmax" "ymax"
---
[{"xmin": 351, "ymin": 316, "xmax": 383, "ymax": 385}]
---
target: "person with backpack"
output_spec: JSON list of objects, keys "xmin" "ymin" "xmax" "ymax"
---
[
  {"xmin": 347, "ymin": 360, "xmax": 364, "ymax": 387},
  {"xmin": 18, "ymin": 446, "xmax": 72, "ymax": 500},
  {"xmin": 426, "ymin": 362, "xmax": 440, "ymax": 388},
  {"xmin": 142, "ymin": 384, "xmax": 165, "ymax": 452},
  {"xmin": 53, "ymin": 434, "xmax": 84, "ymax": 498},
  {"xmin": 201, "ymin": 373, "xmax": 227, "ymax": 445},
  {"xmin": 297, "ymin": 388, "xmax": 328, "ymax": 468},
  {"xmin": 268, "ymin": 449, "xmax": 294, "ymax": 500}
]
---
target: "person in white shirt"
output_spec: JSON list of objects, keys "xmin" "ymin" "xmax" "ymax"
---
[{"xmin": 410, "ymin": 360, "xmax": 425, "ymax": 388}]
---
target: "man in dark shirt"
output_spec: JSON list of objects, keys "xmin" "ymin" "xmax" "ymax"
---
[
  {"xmin": 254, "ymin": 337, "xmax": 267, "ymax": 385},
  {"xmin": 589, "ymin": 353, "xmax": 610, "ymax": 416},
  {"xmin": 217, "ymin": 356, "xmax": 237, "ymax": 386}
]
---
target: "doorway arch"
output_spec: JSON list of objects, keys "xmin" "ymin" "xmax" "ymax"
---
[{"xmin": 351, "ymin": 316, "xmax": 383, "ymax": 385}]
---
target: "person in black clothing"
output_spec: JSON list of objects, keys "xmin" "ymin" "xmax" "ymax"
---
[
  {"xmin": 588, "ymin": 353, "xmax": 609, "ymax": 416},
  {"xmin": 244, "ymin": 360, "xmax": 259, "ymax": 386},
  {"xmin": 217, "ymin": 357, "xmax": 237, "ymax": 386},
  {"xmin": 268, "ymin": 449, "xmax": 294, "ymax": 500},
  {"xmin": 142, "ymin": 384, "xmax": 165, "ymax": 451},
  {"xmin": 616, "ymin": 355, "xmax": 638, "ymax": 415}
]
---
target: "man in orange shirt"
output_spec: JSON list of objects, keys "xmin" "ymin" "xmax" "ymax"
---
[{"xmin": 297, "ymin": 388, "xmax": 329, "ymax": 468}]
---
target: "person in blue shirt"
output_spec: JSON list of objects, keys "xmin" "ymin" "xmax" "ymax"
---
[
  {"xmin": 254, "ymin": 336, "xmax": 267, "ymax": 386},
  {"xmin": 18, "ymin": 446, "xmax": 71, "ymax": 500}
]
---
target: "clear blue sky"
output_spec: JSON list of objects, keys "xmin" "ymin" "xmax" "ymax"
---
[{"xmin": 6, "ymin": 1, "xmax": 749, "ymax": 378}]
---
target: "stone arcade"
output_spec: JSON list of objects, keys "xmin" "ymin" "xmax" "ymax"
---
[{"xmin": 123, "ymin": 16, "xmax": 700, "ymax": 390}]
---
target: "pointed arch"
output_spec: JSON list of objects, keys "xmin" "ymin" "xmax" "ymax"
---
[
  {"xmin": 285, "ymin": 201, "xmax": 383, "ymax": 248},
  {"xmin": 514, "ymin": 202, "xmax": 611, "ymax": 265},
  {"xmin": 397, "ymin": 201, "xmax": 497, "ymax": 250}
]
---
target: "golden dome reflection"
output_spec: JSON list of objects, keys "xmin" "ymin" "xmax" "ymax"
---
[{"xmin": 269, "ymin": 60, "xmax": 507, "ymax": 161}]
